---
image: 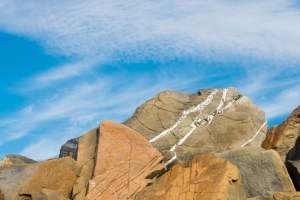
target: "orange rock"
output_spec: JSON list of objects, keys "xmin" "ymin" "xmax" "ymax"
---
[
  {"xmin": 135, "ymin": 154, "xmax": 246, "ymax": 200},
  {"xmin": 86, "ymin": 120, "xmax": 165, "ymax": 200},
  {"xmin": 19, "ymin": 156, "xmax": 79, "ymax": 199}
]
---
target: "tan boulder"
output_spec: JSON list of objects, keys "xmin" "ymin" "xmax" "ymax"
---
[
  {"xmin": 31, "ymin": 189, "xmax": 69, "ymax": 200},
  {"xmin": 124, "ymin": 87, "xmax": 267, "ymax": 166},
  {"xmin": 0, "ymin": 163, "xmax": 40, "ymax": 200},
  {"xmin": 135, "ymin": 154, "xmax": 246, "ymax": 200},
  {"xmin": 72, "ymin": 128, "xmax": 98, "ymax": 200},
  {"xmin": 262, "ymin": 105, "xmax": 300, "ymax": 161},
  {"xmin": 86, "ymin": 120, "xmax": 165, "ymax": 200},
  {"xmin": 19, "ymin": 156, "xmax": 79, "ymax": 199},
  {"xmin": 215, "ymin": 147, "xmax": 295, "ymax": 198}
]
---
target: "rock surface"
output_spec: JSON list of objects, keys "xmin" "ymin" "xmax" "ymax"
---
[
  {"xmin": 0, "ymin": 154, "xmax": 36, "ymax": 166},
  {"xmin": 0, "ymin": 163, "xmax": 40, "ymax": 200},
  {"xmin": 247, "ymin": 192, "xmax": 300, "ymax": 200},
  {"xmin": 262, "ymin": 105, "xmax": 300, "ymax": 161},
  {"xmin": 19, "ymin": 156, "xmax": 79, "ymax": 199},
  {"xmin": 86, "ymin": 120, "xmax": 165, "ymax": 200},
  {"xmin": 72, "ymin": 128, "xmax": 98, "ymax": 200},
  {"xmin": 0, "ymin": 189, "xmax": 4, "ymax": 200},
  {"xmin": 215, "ymin": 147, "xmax": 295, "ymax": 198},
  {"xmin": 31, "ymin": 189, "xmax": 69, "ymax": 200},
  {"xmin": 135, "ymin": 154, "xmax": 246, "ymax": 200},
  {"xmin": 59, "ymin": 137, "xmax": 80, "ymax": 159},
  {"xmin": 124, "ymin": 87, "xmax": 267, "ymax": 166},
  {"xmin": 286, "ymin": 159, "xmax": 300, "ymax": 191}
]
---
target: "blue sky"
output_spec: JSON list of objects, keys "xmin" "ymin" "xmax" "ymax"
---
[{"xmin": 0, "ymin": 0, "xmax": 300, "ymax": 160}]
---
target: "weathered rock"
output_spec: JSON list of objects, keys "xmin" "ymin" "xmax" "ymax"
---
[
  {"xmin": 0, "ymin": 189, "xmax": 5, "ymax": 200},
  {"xmin": 19, "ymin": 157, "xmax": 79, "ymax": 199},
  {"xmin": 86, "ymin": 120, "xmax": 165, "ymax": 200},
  {"xmin": 215, "ymin": 147, "xmax": 295, "ymax": 198},
  {"xmin": 286, "ymin": 159, "xmax": 300, "ymax": 191},
  {"xmin": 0, "ymin": 163, "xmax": 40, "ymax": 200},
  {"xmin": 0, "ymin": 154, "xmax": 36, "ymax": 166},
  {"xmin": 124, "ymin": 87, "xmax": 267, "ymax": 166},
  {"xmin": 262, "ymin": 105, "xmax": 300, "ymax": 162},
  {"xmin": 31, "ymin": 189, "xmax": 69, "ymax": 200},
  {"xmin": 59, "ymin": 137, "xmax": 79, "ymax": 159},
  {"xmin": 247, "ymin": 192, "xmax": 300, "ymax": 199},
  {"xmin": 135, "ymin": 154, "xmax": 246, "ymax": 200},
  {"xmin": 72, "ymin": 128, "xmax": 98, "ymax": 200}
]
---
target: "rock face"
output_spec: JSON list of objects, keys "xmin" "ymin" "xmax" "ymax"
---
[
  {"xmin": 86, "ymin": 120, "xmax": 165, "ymax": 200},
  {"xmin": 262, "ymin": 105, "xmax": 300, "ymax": 161},
  {"xmin": 215, "ymin": 147, "xmax": 295, "ymax": 198},
  {"xmin": 0, "ymin": 154, "xmax": 36, "ymax": 166},
  {"xmin": 247, "ymin": 192, "xmax": 300, "ymax": 200},
  {"xmin": 19, "ymin": 156, "xmax": 79, "ymax": 199},
  {"xmin": 0, "ymin": 189, "xmax": 4, "ymax": 200},
  {"xmin": 135, "ymin": 154, "xmax": 246, "ymax": 200},
  {"xmin": 72, "ymin": 128, "xmax": 98, "ymax": 200},
  {"xmin": 286, "ymin": 159, "xmax": 300, "ymax": 191},
  {"xmin": 0, "ymin": 163, "xmax": 40, "ymax": 200},
  {"xmin": 124, "ymin": 87, "xmax": 267, "ymax": 166},
  {"xmin": 59, "ymin": 137, "xmax": 80, "ymax": 159},
  {"xmin": 31, "ymin": 189, "xmax": 69, "ymax": 200}
]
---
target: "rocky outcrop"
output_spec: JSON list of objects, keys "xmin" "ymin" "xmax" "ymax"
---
[
  {"xmin": 19, "ymin": 156, "xmax": 79, "ymax": 199},
  {"xmin": 124, "ymin": 87, "xmax": 267, "ymax": 166},
  {"xmin": 86, "ymin": 120, "xmax": 165, "ymax": 200},
  {"xmin": 247, "ymin": 192, "xmax": 300, "ymax": 199},
  {"xmin": 135, "ymin": 154, "xmax": 246, "ymax": 200},
  {"xmin": 59, "ymin": 137, "xmax": 80, "ymax": 159},
  {"xmin": 31, "ymin": 189, "xmax": 69, "ymax": 200},
  {"xmin": 0, "ymin": 163, "xmax": 40, "ymax": 200},
  {"xmin": 72, "ymin": 128, "xmax": 98, "ymax": 200},
  {"xmin": 0, "ymin": 154, "xmax": 36, "ymax": 166},
  {"xmin": 215, "ymin": 147, "xmax": 295, "ymax": 198},
  {"xmin": 262, "ymin": 105, "xmax": 300, "ymax": 161}
]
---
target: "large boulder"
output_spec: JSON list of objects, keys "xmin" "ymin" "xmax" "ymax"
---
[
  {"xmin": 0, "ymin": 163, "xmax": 40, "ymax": 200},
  {"xmin": 18, "ymin": 156, "xmax": 79, "ymax": 199},
  {"xmin": 0, "ymin": 154, "xmax": 36, "ymax": 166},
  {"xmin": 215, "ymin": 147, "xmax": 295, "ymax": 198},
  {"xmin": 262, "ymin": 105, "xmax": 300, "ymax": 161},
  {"xmin": 135, "ymin": 154, "xmax": 246, "ymax": 200},
  {"xmin": 124, "ymin": 87, "xmax": 267, "ymax": 166},
  {"xmin": 72, "ymin": 128, "xmax": 98, "ymax": 200},
  {"xmin": 59, "ymin": 137, "xmax": 80, "ymax": 159},
  {"xmin": 86, "ymin": 120, "xmax": 165, "ymax": 200}
]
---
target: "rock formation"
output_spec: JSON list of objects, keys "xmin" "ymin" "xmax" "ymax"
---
[
  {"xmin": 0, "ymin": 154, "xmax": 36, "ymax": 166},
  {"xmin": 72, "ymin": 128, "xmax": 98, "ymax": 200},
  {"xmin": 31, "ymin": 189, "xmax": 69, "ymax": 200},
  {"xmin": 59, "ymin": 137, "xmax": 80, "ymax": 159},
  {"xmin": 247, "ymin": 192, "xmax": 300, "ymax": 199},
  {"xmin": 215, "ymin": 147, "xmax": 295, "ymax": 198},
  {"xmin": 86, "ymin": 120, "xmax": 165, "ymax": 200},
  {"xmin": 124, "ymin": 87, "xmax": 267, "ymax": 166},
  {"xmin": 135, "ymin": 154, "xmax": 246, "ymax": 200},
  {"xmin": 262, "ymin": 105, "xmax": 300, "ymax": 161}
]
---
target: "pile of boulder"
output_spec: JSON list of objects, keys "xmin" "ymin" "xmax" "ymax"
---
[{"xmin": 0, "ymin": 87, "xmax": 299, "ymax": 200}]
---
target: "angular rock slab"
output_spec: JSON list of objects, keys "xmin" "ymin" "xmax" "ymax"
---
[
  {"xmin": 0, "ymin": 163, "xmax": 40, "ymax": 200},
  {"xmin": 262, "ymin": 105, "xmax": 300, "ymax": 162},
  {"xmin": 19, "ymin": 156, "xmax": 79, "ymax": 199},
  {"xmin": 59, "ymin": 137, "xmax": 80, "ymax": 159},
  {"xmin": 86, "ymin": 120, "xmax": 165, "ymax": 200},
  {"xmin": 124, "ymin": 87, "xmax": 267, "ymax": 166},
  {"xmin": 215, "ymin": 147, "xmax": 295, "ymax": 198},
  {"xmin": 135, "ymin": 154, "xmax": 246, "ymax": 200},
  {"xmin": 72, "ymin": 128, "xmax": 98, "ymax": 200}
]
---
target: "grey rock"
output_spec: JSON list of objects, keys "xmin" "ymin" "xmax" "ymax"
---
[
  {"xmin": 215, "ymin": 147, "xmax": 295, "ymax": 198},
  {"xmin": 0, "ymin": 163, "xmax": 40, "ymax": 200},
  {"xmin": 59, "ymin": 137, "xmax": 80, "ymax": 159},
  {"xmin": 124, "ymin": 87, "xmax": 267, "ymax": 166}
]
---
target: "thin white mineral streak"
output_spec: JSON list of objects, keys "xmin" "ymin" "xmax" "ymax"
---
[
  {"xmin": 207, "ymin": 88, "xmax": 227, "ymax": 125},
  {"xmin": 165, "ymin": 153, "xmax": 177, "ymax": 166},
  {"xmin": 240, "ymin": 121, "xmax": 267, "ymax": 147},
  {"xmin": 149, "ymin": 89, "xmax": 218, "ymax": 143}
]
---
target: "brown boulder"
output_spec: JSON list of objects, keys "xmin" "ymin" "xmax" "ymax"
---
[
  {"xmin": 31, "ymin": 189, "xmax": 69, "ymax": 200},
  {"xmin": 72, "ymin": 128, "xmax": 98, "ymax": 200},
  {"xmin": 19, "ymin": 156, "xmax": 79, "ymax": 199},
  {"xmin": 135, "ymin": 154, "xmax": 246, "ymax": 200},
  {"xmin": 124, "ymin": 87, "xmax": 267, "ymax": 166},
  {"xmin": 262, "ymin": 105, "xmax": 300, "ymax": 161},
  {"xmin": 86, "ymin": 120, "xmax": 165, "ymax": 200}
]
